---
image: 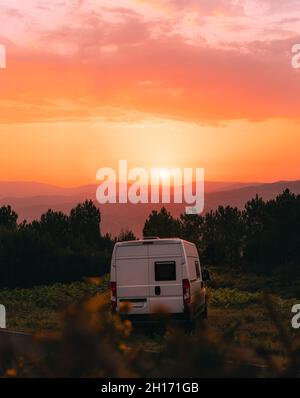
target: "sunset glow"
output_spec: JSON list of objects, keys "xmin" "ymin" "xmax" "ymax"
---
[{"xmin": 0, "ymin": 0, "xmax": 300, "ymax": 186}]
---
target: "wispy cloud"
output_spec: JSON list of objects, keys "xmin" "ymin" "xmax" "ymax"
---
[{"xmin": 0, "ymin": 0, "xmax": 300, "ymax": 124}]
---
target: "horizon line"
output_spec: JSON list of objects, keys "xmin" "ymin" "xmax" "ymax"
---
[{"xmin": 1, "ymin": 178, "xmax": 295, "ymax": 189}]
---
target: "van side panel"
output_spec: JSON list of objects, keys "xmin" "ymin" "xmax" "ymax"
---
[
  {"xmin": 148, "ymin": 242, "xmax": 184, "ymax": 314},
  {"xmin": 183, "ymin": 242, "xmax": 206, "ymax": 310}
]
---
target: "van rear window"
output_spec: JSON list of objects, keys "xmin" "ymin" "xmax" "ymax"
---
[{"xmin": 155, "ymin": 261, "xmax": 176, "ymax": 281}]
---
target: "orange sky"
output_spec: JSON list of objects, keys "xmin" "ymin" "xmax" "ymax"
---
[{"xmin": 0, "ymin": 0, "xmax": 300, "ymax": 186}]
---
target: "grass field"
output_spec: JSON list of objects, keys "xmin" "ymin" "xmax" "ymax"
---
[
  {"xmin": 1, "ymin": 269, "xmax": 299, "ymax": 362},
  {"xmin": 0, "ymin": 279, "xmax": 107, "ymax": 332}
]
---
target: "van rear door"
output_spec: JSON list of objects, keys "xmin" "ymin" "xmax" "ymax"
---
[
  {"xmin": 148, "ymin": 242, "xmax": 184, "ymax": 314},
  {"xmin": 115, "ymin": 243, "xmax": 150, "ymax": 314}
]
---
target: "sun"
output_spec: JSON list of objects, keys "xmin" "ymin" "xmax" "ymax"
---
[{"xmin": 159, "ymin": 169, "xmax": 169, "ymax": 180}]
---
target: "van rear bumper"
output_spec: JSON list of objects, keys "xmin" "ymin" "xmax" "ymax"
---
[{"xmin": 119, "ymin": 310, "xmax": 191, "ymax": 325}]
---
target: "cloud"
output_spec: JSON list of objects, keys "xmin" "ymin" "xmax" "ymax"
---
[
  {"xmin": 0, "ymin": 0, "xmax": 300, "ymax": 124},
  {"xmin": 1, "ymin": 29, "xmax": 300, "ymax": 124}
]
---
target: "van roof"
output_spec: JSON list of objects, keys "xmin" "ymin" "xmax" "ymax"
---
[{"xmin": 115, "ymin": 238, "xmax": 195, "ymax": 246}]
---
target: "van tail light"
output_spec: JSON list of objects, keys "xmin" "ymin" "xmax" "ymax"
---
[
  {"xmin": 183, "ymin": 279, "xmax": 191, "ymax": 305},
  {"xmin": 110, "ymin": 282, "xmax": 117, "ymax": 311}
]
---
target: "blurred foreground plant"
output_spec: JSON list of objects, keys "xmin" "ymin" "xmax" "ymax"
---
[{"xmin": 0, "ymin": 292, "xmax": 300, "ymax": 378}]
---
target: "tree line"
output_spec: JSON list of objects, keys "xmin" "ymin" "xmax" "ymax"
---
[
  {"xmin": 144, "ymin": 189, "xmax": 300, "ymax": 275},
  {"xmin": 0, "ymin": 200, "xmax": 134, "ymax": 288},
  {"xmin": 0, "ymin": 189, "xmax": 299, "ymax": 288}
]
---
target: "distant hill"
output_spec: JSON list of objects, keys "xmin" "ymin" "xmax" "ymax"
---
[
  {"xmin": 0, "ymin": 180, "xmax": 299, "ymax": 237},
  {"xmin": 0, "ymin": 180, "xmax": 260, "ymax": 198},
  {"xmin": 203, "ymin": 180, "xmax": 300, "ymax": 211},
  {"xmin": 0, "ymin": 181, "xmax": 96, "ymax": 198}
]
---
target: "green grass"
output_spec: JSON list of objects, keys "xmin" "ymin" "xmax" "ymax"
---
[
  {"xmin": 1, "ymin": 272, "xmax": 300, "ymax": 378},
  {"xmin": 209, "ymin": 288, "xmax": 261, "ymax": 308},
  {"xmin": 209, "ymin": 267, "xmax": 300, "ymax": 299},
  {"xmin": 205, "ymin": 269, "xmax": 299, "ymax": 357},
  {"xmin": 0, "ymin": 279, "xmax": 108, "ymax": 331},
  {"xmin": 0, "ymin": 270, "xmax": 298, "ymax": 359}
]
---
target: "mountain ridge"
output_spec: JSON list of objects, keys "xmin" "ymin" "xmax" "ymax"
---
[{"xmin": 0, "ymin": 179, "xmax": 299, "ymax": 237}]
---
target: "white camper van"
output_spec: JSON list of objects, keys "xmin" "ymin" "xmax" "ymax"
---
[{"xmin": 110, "ymin": 238, "xmax": 209, "ymax": 323}]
